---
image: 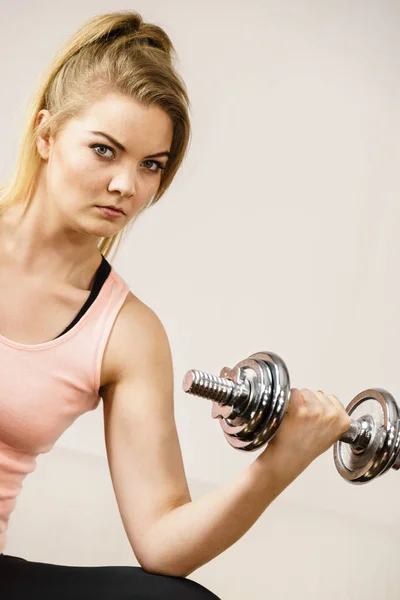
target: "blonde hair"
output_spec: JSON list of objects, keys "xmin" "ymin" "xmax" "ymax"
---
[{"xmin": 0, "ymin": 11, "xmax": 191, "ymax": 261}]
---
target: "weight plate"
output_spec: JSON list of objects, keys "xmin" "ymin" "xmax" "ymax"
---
[
  {"xmin": 333, "ymin": 388, "xmax": 400, "ymax": 484},
  {"xmin": 218, "ymin": 358, "xmax": 274, "ymax": 447},
  {"xmin": 220, "ymin": 351, "xmax": 290, "ymax": 452}
]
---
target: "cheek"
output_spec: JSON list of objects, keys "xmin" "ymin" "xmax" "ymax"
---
[
  {"xmin": 138, "ymin": 177, "xmax": 160, "ymax": 208},
  {"xmin": 147, "ymin": 175, "xmax": 161, "ymax": 195},
  {"xmin": 50, "ymin": 146, "xmax": 105, "ymax": 195}
]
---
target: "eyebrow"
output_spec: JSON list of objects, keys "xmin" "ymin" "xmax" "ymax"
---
[{"xmin": 88, "ymin": 130, "xmax": 170, "ymax": 159}]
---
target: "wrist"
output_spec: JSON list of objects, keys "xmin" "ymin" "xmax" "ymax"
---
[
  {"xmin": 255, "ymin": 443, "xmax": 310, "ymax": 489},
  {"xmin": 244, "ymin": 453, "xmax": 290, "ymax": 504}
]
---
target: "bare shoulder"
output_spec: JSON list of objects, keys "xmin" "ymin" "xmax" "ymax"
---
[{"xmin": 100, "ymin": 291, "xmax": 172, "ymax": 393}]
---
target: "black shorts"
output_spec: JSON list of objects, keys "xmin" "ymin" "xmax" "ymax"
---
[{"xmin": 0, "ymin": 553, "xmax": 220, "ymax": 599}]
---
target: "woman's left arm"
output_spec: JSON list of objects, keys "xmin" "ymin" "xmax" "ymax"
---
[{"xmin": 101, "ymin": 298, "xmax": 305, "ymax": 577}]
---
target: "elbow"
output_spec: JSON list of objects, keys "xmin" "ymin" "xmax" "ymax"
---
[
  {"xmin": 142, "ymin": 564, "xmax": 192, "ymax": 578},
  {"xmin": 136, "ymin": 548, "xmax": 193, "ymax": 578},
  {"xmin": 138, "ymin": 556, "xmax": 193, "ymax": 579}
]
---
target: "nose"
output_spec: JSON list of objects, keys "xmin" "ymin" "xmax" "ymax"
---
[{"xmin": 108, "ymin": 167, "xmax": 137, "ymax": 199}]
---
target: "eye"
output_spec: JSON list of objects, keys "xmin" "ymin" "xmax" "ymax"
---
[
  {"xmin": 90, "ymin": 144, "xmax": 115, "ymax": 159},
  {"xmin": 142, "ymin": 159, "xmax": 166, "ymax": 173}
]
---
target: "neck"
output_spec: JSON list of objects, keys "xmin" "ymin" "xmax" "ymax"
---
[{"xmin": 0, "ymin": 198, "xmax": 103, "ymax": 288}]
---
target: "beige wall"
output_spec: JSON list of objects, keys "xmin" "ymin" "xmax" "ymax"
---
[{"xmin": 1, "ymin": 0, "xmax": 400, "ymax": 597}]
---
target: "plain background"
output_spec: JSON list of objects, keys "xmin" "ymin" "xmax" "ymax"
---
[{"xmin": 1, "ymin": 0, "xmax": 400, "ymax": 598}]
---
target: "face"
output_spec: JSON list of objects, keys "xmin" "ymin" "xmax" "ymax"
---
[{"xmin": 36, "ymin": 93, "xmax": 173, "ymax": 238}]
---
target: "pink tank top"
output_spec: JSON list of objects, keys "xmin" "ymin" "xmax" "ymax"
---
[{"xmin": 0, "ymin": 266, "xmax": 130, "ymax": 553}]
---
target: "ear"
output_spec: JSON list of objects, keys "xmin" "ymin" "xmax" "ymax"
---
[{"xmin": 35, "ymin": 109, "xmax": 53, "ymax": 160}]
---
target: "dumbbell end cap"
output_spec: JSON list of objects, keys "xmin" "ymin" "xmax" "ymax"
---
[{"xmin": 182, "ymin": 371, "xmax": 195, "ymax": 393}]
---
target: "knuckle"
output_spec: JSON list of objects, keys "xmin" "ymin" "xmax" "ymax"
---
[
  {"xmin": 296, "ymin": 404, "xmax": 308, "ymax": 421},
  {"xmin": 298, "ymin": 388, "xmax": 309, "ymax": 403}
]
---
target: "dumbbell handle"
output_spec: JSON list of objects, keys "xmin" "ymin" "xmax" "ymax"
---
[
  {"xmin": 341, "ymin": 418, "xmax": 372, "ymax": 447},
  {"xmin": 183, "ymin": 369, "xmax": 372, "ymax": 450}
]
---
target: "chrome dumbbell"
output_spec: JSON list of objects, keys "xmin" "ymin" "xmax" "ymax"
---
[{"xmin": 183, "ymin": 351, "xmax": 400, "ymax": 484}]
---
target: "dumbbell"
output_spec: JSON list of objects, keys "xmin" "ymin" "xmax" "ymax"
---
[{"xmin": 182, "ymin": 351, "xmax": 400, "ymax": 485}]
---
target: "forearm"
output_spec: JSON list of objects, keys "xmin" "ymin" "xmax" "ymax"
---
[{"xmin": 139, "ymin": 450, "xmax": 302, "ymax": 577}]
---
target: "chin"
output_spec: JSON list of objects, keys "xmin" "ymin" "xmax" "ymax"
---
[
  {"xmin": 74, "ymin": 215, "xmax": 124, "ymax": 238},
  {"xmin": 93, "ymin": 223, "xmax": 124, "ymax": 237}
]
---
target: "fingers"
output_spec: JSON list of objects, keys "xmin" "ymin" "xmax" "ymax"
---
[
  {"xmin": 298, "ymin": 388, "xmax": 331, "ymax": 412},
  {"xmin": 309, "ymin": 389, "xmax": 351, "ymax": 432},
  {"xmin": 327, "ymin": 394, "xmax": 347, "ymax": 413},
  {"xmin": 290, "ymin": 388, "xmax": 347, "ymax": 415},
  {"xmin": 304, "ymin": 389, "xmax": 344, "ymax": 412},
  {"xmin": 291, "ymin": 388, "xmax": 350, "ymax": 423},
  {"xmin": 323, "ymin": 392, "xmax": 351, "ymax": 425}
]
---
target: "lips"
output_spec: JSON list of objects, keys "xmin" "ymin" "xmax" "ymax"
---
[{"xmin": 103, "ymin": 206, "xmax": 124, "ymax": 214}]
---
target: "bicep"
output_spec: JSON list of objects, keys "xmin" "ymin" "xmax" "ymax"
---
[{"xmin": 101, "ymin": 304, "xmax": 191, "ymax": 558}]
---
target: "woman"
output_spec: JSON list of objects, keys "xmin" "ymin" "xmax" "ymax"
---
[{"xmin": 0, "ymin": 10, "xmax": 351, "ymax": 599}]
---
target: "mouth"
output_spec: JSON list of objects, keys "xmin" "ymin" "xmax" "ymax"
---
[
  {"xmin": 96, "ymin": 205, "xmax": 125, "ymax": 218},
  {"xmin": 97, "ymin": 205, "xmax": 125, "ymax": 215},
  {"xmin": 106, "ymin": 205, "xmax": 125, "ymax": 214}
]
